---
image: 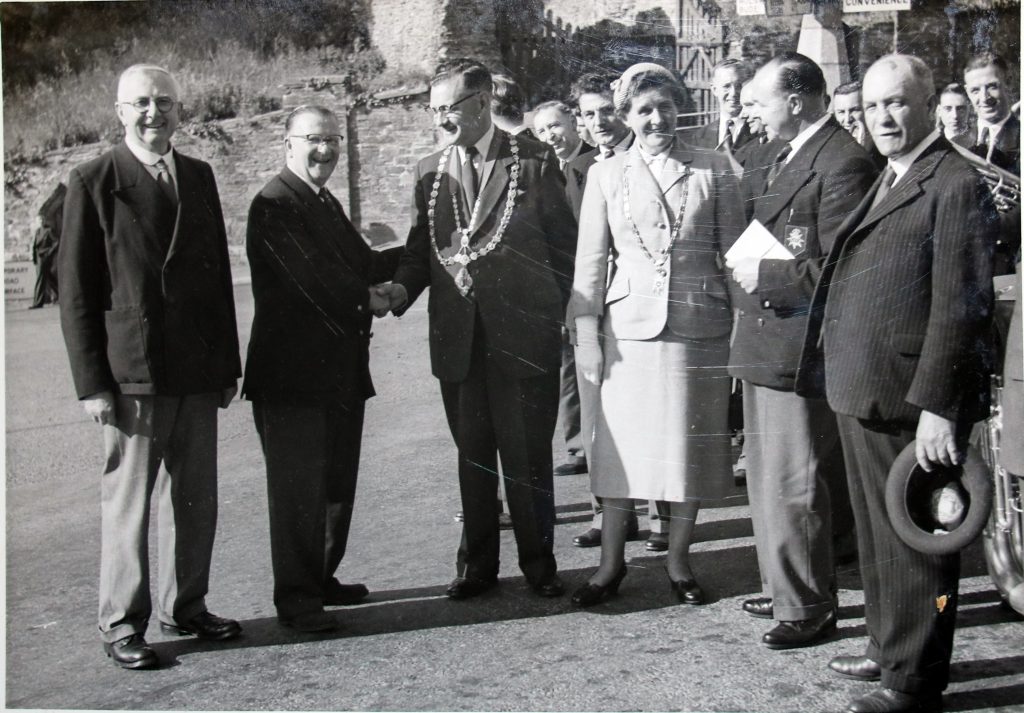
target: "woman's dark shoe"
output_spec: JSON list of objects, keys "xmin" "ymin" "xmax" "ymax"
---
[
  {"xmin": 668, "ymin": 572, "xmax": 706, "ymax": 605},
  {"xmin": 571, "ymin": 565, "xmax": 627, "ymax": 607}
]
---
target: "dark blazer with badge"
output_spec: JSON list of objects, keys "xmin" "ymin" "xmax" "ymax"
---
[
  {"xmin": 728, "ymin": 116, "xmax": 877, "ymax": 390},
  {"xmin": 59, "ymin": 142, "xmax": 241, "ymax": 399},
  {"xmin": 243, "ymin": 168, "xmax": 402, "ymax": 406},
  {"xmin": 393, "ymin": 130, "xmax": 577, "ymax": 382},
  {"xmin": 797, "ymin": 137, "xmax": 997, "ymax": 428}
]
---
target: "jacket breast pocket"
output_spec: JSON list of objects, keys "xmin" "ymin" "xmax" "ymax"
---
[
  {"xmin": 604, "ymin": 276, "xmax": 630, "ymax": 306},
  {"xmin": 104, "ymin": 307, "xmax": 153, "ymax": 384}
]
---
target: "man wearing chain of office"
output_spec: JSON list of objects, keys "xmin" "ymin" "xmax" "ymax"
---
[{"xmin": 379, "ymin": 58, "xmax": 577, "ymax": 600}]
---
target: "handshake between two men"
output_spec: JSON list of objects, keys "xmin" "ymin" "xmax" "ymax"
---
[{"xmin": 368, "ymin": 283, "xmax": 408, "ymax": 318}]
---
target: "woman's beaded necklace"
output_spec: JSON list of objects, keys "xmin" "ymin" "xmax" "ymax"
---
[
  {"xmin": 621, "ymin": 151, "xmax": 690, "ymax": 295},
  {"xmin": 427, "ymin": 134, "xmax": 520, "ymax": 296}
]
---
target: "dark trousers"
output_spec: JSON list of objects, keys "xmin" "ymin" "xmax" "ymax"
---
[
  {"xmin": 837, "ymin": 414, "xmax": 960, "ymax": 695},
  {"xmin": 559, "ymin": 327, "xmax": 583, "ymax": 458},
  {"xmin": 252, "ymin": 400, "xmax": 364, "ymax": 619},
  {"xmin": 440, "ymin": 334, "xmax": 559, "ymax": 585}
]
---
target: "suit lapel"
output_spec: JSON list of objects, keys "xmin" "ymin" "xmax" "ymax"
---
[
  {"xmin": 754, "ymin": 119, "xmax": 842, "ymax": 226},
  {"xmin": 471, "ymin": 130, "xmax": 513, "ymax": 239},
  {"xmin": 625, "ymin": 144, "xmax": 672, "ymax": 246},
  {"xmin": 852, "ymin": 139, "xmax": 945, "ymax": 235},
  {"xmin": 110, "ymin": 143, "xmax": 175, "ymax": 266},
  {"xmin": 279, "ymin": 168, "xmax": 367, "ymax": 273}
]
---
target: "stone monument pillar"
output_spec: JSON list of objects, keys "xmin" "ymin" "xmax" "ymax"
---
[{"xmin": 796, "ymin": 0, "xmax": 850, "ymax": 95}]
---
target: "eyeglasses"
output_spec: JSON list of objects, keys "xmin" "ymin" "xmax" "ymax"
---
[
  {"xmin": 119, "ymin": 97, "xmax": 178, "ymax": 113},
  {"xmin": 288, "ymin": 134, "xmax": 344, "ymax": 147},
  {"xmin": 423, "ymin": 92, "xmax": 479, "ymax": 117}
]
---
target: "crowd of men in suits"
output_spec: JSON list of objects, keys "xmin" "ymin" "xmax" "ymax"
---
[{"xmin": 56, "ymin": 46, "xmax": 1018, "ymax": 713}]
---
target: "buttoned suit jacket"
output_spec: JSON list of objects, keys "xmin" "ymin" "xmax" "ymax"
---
[
  {"xmin": 393, "ymin": 129, "xmax": 578, "ymax": 383},
  {"xmin": 795, "ymin": 137, "xmax": 998, "ymax": 429},
  {"xmin": 570, "ymin": 140, "xmax": 743, "ymax": 341},
  {"xmin": 59, "ymin": 142, "xmax": 240, "ymax": 399},
  {"xmin": 242, "ymin": 168, "xmax": 402, "ymax": 406},
  {"xmin": 728, "ymin": 116, "xmax": 877, "ymax": 390}
]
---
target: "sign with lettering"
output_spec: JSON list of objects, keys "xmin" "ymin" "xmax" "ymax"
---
[
  {"xmin": 5, "ymin": 261, "xmax": 34, "ymax": 305},
  {"xmin": 736, "ymin": 0, "xmax": 767, "ymax": 15},
  {"xmin": 766, "ymin": 0, "xmax": 812, "ymax": 15},
  {"xmin": 843, "ymin": 0, "xmax": 910, "ymax": 11}
]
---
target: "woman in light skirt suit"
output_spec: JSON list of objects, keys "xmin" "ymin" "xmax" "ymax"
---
[{"xmin": 570, "ymin": 63, "xmax": 744, "ymax": 606}]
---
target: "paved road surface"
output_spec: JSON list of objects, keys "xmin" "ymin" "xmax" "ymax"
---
[{"xmin": 5, "ymin": 289, "xmax": 1023, "ymax": 711}]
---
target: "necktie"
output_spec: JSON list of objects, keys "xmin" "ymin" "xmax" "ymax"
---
[
  {"xmin": 721, "ymin": 120, "xmax": 734, "ymax": 152},
  {"xmin": 601, "ymin": 146, "xmax": 615, "ymax": 160},
  {"xmin": 868, "ymin": 165, "xmax": 897, "ymax": 213},
  {"xmin": 765, "ymin": 145, "xmax": 792, "ymax": 188},
  {"xmin": 318, "ymin": 188, "xmax": 334, "ymax": 212},
  {"xmin": 463, "ymin": 145, "xmax": 479, "ymax": 211},
  {"xmin": 155, "ymin": 158, "xmax": 177, "ymax": 207}
]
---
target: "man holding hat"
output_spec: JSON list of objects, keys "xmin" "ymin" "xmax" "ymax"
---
[{"xmin": 797, "ymin": 54, "xmax": 997, "ymax": 713}]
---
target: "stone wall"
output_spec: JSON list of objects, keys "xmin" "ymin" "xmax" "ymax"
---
[
  {"xmin": 3, "ymin": 84, "xmax": 438, "ymax": 268},
  {"xmin": 541, "ymin": 0, "xmax": 681, "ymax": 34}
]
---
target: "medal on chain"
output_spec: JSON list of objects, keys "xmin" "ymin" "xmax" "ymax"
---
[
  {"xmin": 427, "ymin": 135, "xmax": 520, "ymax": 296},
  {"xmin": 621, "ymin": 157, "xmax": 690, "ymax": 296}
]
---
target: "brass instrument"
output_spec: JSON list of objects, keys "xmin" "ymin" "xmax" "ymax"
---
[
  {"xmin": 978, "ymin": 372, "xmax": 1024, "ymax": 617},
  {"xmin": 950, "ymin": 141, "xmax": 1021, "ymax": 213}
]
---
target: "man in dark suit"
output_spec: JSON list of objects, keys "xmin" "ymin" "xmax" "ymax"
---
[
  {"xmin": 725, "ymin": 53, "xmax": 877, "ymax": 650},
  {"xmin": 965, "ymin": 52, "xmax": 1020, "ymax": 174},
  {"xmin": 532, "ymin": 99, "xmax": 592, "ymax": 479},
  {"xmin": 964, "ymin": 52, "xmax": 1020, "ymax": 277},
  {"xmin": 379, "ymin": 59, "xmax": 576, "ymax": 599},
  {"xmin": 243, "ymin": 105, "xmax": 402, "ymax": 633},
  {"xmin": 797, "ymin": 54, "xmax": 998, "ymax": 713},
  {"xmin": 679, "ymin": 59, "xmax": 754, "ymax": 158},
  {"xmin": 59, "ymin": 64, "xmax": 242, "ymax": 669}
]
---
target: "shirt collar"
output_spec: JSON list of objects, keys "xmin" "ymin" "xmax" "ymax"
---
[
  {"xmin": 786, "ymin": 113, "xmax": 831, "ymax": 163},
  {"xmin": 638, "ymin": 139, "xmax": 673, "ymax": 164},
  {"xmin": 595, "ymin": 131, "xmax": 633, "ymax": 161},
  {"xmin": 457, "ymin": 125, "xmax": 495, "ymax": 164},
  {"xmin": 126, "ymin": 141, "xmax": 175, "ymax": 172},
  {"xmin": 977, "ymin": 112, "xmax": 1012, "ymax": 143},
  {"xmin": 559, "ymin": 139, "xmax": 584, "ymax": 169},
  {"xmin": 889, "ymin": 129, "xmax": 941, "ymax": 185},
  {"xmin": 285, "ymin": 166, "xmax": 325, "ymax": 198}
]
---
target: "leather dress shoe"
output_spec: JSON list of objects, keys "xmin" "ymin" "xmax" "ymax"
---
[
  {"xmin": 830, "ymin": 655, "xmax": 882, "ymax": 681},
  {"xmin": 324, "ymin": 579, "xmax": 369, "ymax": 606},
  {"xmin": 531, "ymin": 574, "xmax": 565, "ymax": 597},
  {"xmin": 742, "ymin": 596, "xmax": 774, "ymax": 619},
  {"xmin": 446, "ymin": 576, "xmax": 498, "ymax": 600},
  {"xmin": 103, "ymin": 633, "xmax": 158, "ymax": 670},
  {"xmin": 279, "ymin": 610, "xmax": 338, "ymax": 633},
  {"xmin": 762, "ymin": 609, "xmax": 837, "ymax": 649},
  {"xmin": 554, "ymin": 458, "xmax": 588, "ymax": 476},
  {"xmin": 646, "ymin": 532, "xmax": 669, "ymax": 552},
  {"xmin": 159, "ymin": 611, "xmax": 241, "ymax": 641},
  {"xmin": 572, "ymin": 565, "xmax": 627, "ymax": 607},
  {"xmin": 573, "ymin": 528, "xmax": 602, "ymax": 547},
  {"xmin": 669, "ymin": 574, "xmax": 706, "ymax": 605},
  {"xmin": 847, "ymin": 688, "xmax": 942, "ymax": 713}
]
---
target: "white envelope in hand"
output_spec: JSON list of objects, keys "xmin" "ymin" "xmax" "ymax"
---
[{"xmin": 724, "ymin": 219, "xmax": 795, "ymax": 265}]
